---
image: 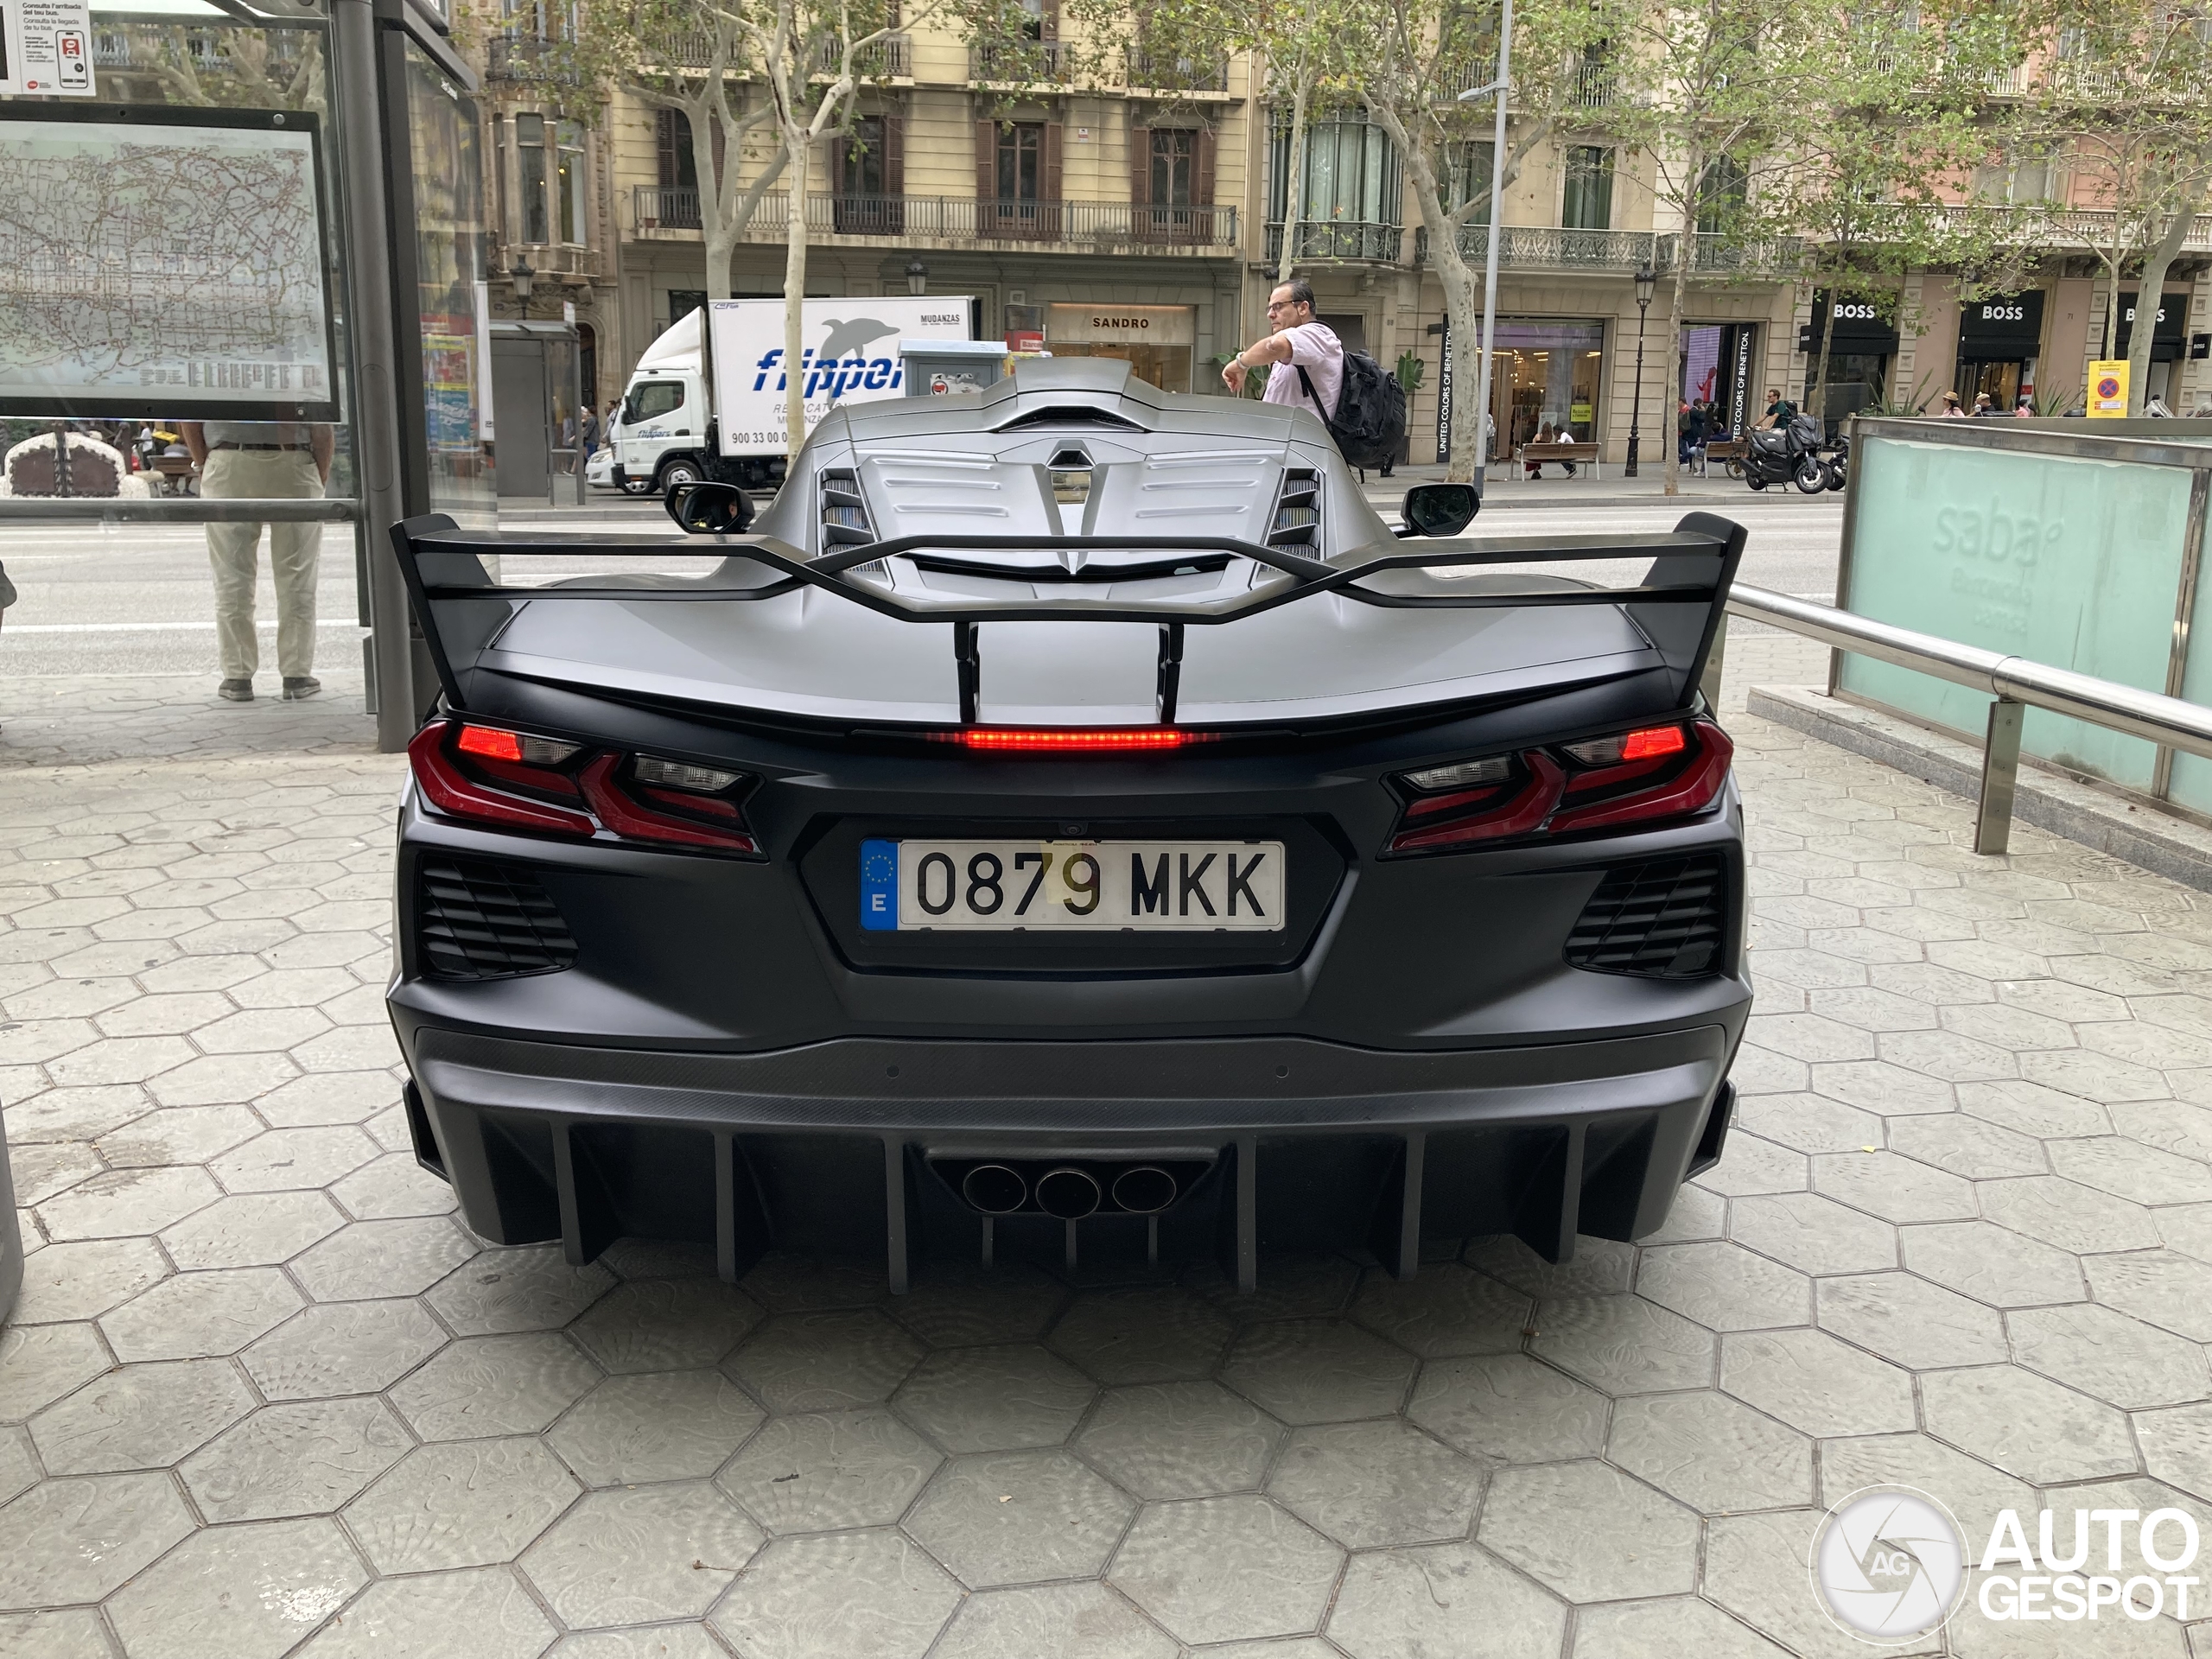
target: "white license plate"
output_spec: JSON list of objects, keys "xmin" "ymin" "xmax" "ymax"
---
[{"xmin": 861, "ymin": 838, "xmax": 1285, "ymax": 931}]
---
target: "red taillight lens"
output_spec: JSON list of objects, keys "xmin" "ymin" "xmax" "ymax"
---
[
  {"xmin": 578, "ymin": 753, "xmax": 758, "ymax": 853},
  {"xmin": 951, "ymin": 728, "xmax": 1194, "ymax": 752},
  {"xmin": 407, "ymin": 723, "xmax": 595, "ymax": 838},
  {"xmin": 1387, "ymin": 720, "xmax": 1731, "ymax": 854},
  {"xmin": 456, "ymin": 724, "xmax": 524, "ymax": 762}
]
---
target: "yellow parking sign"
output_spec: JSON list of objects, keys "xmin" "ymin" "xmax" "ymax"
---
[{"xmin": 2088, "ymin": 360, "xmax": 2130, "ymax": 417}]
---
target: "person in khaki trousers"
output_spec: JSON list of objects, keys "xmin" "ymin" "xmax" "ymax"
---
[{"xmin": 179, "ymin": 420, "xmax": 333, "ymax": 701}]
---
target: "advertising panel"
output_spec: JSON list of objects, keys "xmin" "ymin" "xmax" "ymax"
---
[{"xmin": 706, "ymin": 297, "xmax": 969, "ymax": 454}]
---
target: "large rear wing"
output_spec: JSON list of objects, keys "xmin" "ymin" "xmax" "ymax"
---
[{"xmin": 391, "ymin": 511, "xmax": 1745, "ymax": 727}]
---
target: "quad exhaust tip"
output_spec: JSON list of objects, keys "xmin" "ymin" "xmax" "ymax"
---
[
  {"xmin": 961, "ymin": 1164, "xmax": 1027, "ymax": 1215},
  {"xmin": 1111, "ymin": 1165, "xmax": 1179, "ymax": 1215},
  {"xmin": 1034, "ymin": 1166, "xmax": 1102, "ymax": 1220}
]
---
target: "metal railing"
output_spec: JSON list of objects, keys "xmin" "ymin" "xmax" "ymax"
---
[
  {"xmin": 1128, "ymin": 48, "xmax": 1229, "ymax": 91},
  {"xmin": 647, "ymin": 30, "xmax": 907, "ymax": 73},
  {"xmin": 633, "ymin": 188, "xmax": 1236, "ymax": 246},
  {"xmin": 969, "ymin": 38, "xmax": 1070, "ymax": 80},
  {"xmin": 487, "ymin": 35, "xmax": 582, "ymax": 84},
  {"xmin": 1264, "ymin": 220, "xmax": 1405, "ymax": 264},
  {"xmin": 1412, "ymin": 224, "xmax": 1801, "ymax": 274},
  {"xmin": 1726, "ymin": 582, "xmax": 2212, "ymax": 855},
  {"xmin": 1935, "ymin": 203, "xmax": 2212, "ymax": 253}
]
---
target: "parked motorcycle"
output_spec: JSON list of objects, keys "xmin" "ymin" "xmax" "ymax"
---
[
  {"xmin": 1822, "ymin": 431, "xmax": 1849, "ymax": 493},
  {"xmin": 1741, "ymin": 413, "xmax": 1828, "ymax": 494}
]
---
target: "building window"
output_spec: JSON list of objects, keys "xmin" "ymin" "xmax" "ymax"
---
[
  {"xmin": 1446, "ymin": 139, "xmax": 1494, "ymax": 227},
  {"xmin": 997, "ymin": 121, "xmax": 1043, "ymax": 201},
  {"xmin": 1561, "ymin": 145, "xmax": 1613, "ymax": 230},
  {"xmin": 1269, "ymin": 111, "xmax": 1400, "ymax": 226},
  {"xmin": 556, "ymin": 120, "xmax": 586, "ymax": 245},
  {"xmin": 1150, "ymin": 128, "xmax": 1193, "ymax": 207},
  {"xmin": 1696, "ymin": 155, "xmax": 1748, "ymax": 234},
  {"xmin": 516, "ymin": 112, "xmax": 550, "ymax": 245},
  {"xmin": 656, "ymin": 109, "xmax": 699, "ymax": 190},
  {"xmin": 845, "ymin": 115, "xmax": 889, "ymax": 196}
]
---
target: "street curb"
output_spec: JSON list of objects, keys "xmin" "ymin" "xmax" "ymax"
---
[{"xmin": 1747, "ymin": 683, "xmax": 2212, "ymax": 893}]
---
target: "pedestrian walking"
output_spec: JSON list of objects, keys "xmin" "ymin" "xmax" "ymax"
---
[
  {"xmin": 580, "ymin": 401, "xmax": 601, "ymax": 461},
  {"xmin": 1221, "ymin": 278, "xmax": 1342, "ymax": 422},
  {"xmin": 180, "ymin": 420, "xmax": 332, "ymax": 702}
]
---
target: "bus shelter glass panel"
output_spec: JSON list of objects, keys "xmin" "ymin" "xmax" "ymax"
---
[
  {"xmin": 1840, "ymin": 435, "xmax": 2190, "ymax": 790},
  {"xmin": 404, "ymin": 37, "xmax": 495, "ymax": 524},
  {"xmin": 2166, "ymin": 507, "xmax": 2212, "ymax": 818}
]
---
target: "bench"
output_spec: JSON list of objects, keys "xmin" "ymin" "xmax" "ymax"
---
[
  {"xmin": 1512, "ymin": 441, "xmax": 1602, "ymax": 480},
  {"xmin": 1696, "ymin": 438, "xmax": 1746, "ymax": 478}
]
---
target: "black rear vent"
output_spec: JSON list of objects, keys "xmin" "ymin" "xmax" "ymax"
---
[
  {"xmin": 1270, "ymin": 468, "xmax": 1320, "ymax": 547},
  {"xmin": 1565, "ymin": 857, "xmax": 1726, "ymax": 978},
  {"xmin": 416, "ymin": 859, "xmax": 577, "ymax": 981},
  {"xmin": 819, "ymin": 467, "xmax": 875, "ymax": 550}
]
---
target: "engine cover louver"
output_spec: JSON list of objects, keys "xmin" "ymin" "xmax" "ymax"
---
[
  {"xmin": 416, "ymin": 858, "xmax": 578, "ymax": 980},
  {"xmin": 1564, "ymin": 856, "xmax": 1727, "ymax": 978}
]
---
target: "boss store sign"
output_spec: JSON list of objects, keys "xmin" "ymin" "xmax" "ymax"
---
[
  {"xmin": 1797, "ymin": 293, "xmax": 1900, "ymax": 355},
  {"xmin": 2116, "ymin": 292, "xmax": 2190, "ymax": 361},
  {"xmin": 1959, "ymin": 290, "xmax": 2044, "ymax": 355}
]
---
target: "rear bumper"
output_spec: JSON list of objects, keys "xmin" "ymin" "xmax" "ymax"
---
[{"xmin": 396, "ymin": 1017, "xmax": 1744, "ymax": 1290}]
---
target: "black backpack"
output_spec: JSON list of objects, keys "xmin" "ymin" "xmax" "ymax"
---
[{"xmin": 1297, "ymin": 353, "xmax": 1408, "ymax": 469}]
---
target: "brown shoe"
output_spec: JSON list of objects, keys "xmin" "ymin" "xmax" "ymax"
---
[
  {"xmin": 218, "ymin": 678, "xmax": 253, "ymax": 702},
  {"xmin": 282, "ymin": 677, "xmax": 321, "ymax": 701}
]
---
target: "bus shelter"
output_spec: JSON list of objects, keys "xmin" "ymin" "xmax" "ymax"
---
[{"xmin": 0, "ymin": 0, "xmax": 490, "ymax": 751}]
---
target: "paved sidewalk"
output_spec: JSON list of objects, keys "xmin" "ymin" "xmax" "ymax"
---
[{"xmin": 2, "ymin": 639, "xmax": 2211, "ymax": 1657}]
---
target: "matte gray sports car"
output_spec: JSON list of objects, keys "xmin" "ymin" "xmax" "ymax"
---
[{"xmin": 388, "ymin": 358, "xmax": 1750, "ymax": 1292}]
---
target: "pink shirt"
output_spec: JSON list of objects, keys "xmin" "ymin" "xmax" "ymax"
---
[{"xmin": 1262, "ymin": 321, "xmax": 1343, "ymax": 421}]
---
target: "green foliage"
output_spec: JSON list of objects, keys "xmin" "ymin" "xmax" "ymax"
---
[{"xmin": 1395, "ymin": 351, "xmax": 1426, "ymax": 396}]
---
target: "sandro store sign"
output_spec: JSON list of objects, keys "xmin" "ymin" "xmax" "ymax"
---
[{"xmin": 1047, "ymin": 304, "xmax": 1196, "ymax": 346}]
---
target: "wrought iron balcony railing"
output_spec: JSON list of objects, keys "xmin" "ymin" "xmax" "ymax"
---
[
  {"xmin": 969, "ymin": 38, "xmax": 1070, "ymax": 80},
  {"xmin": 488, "ymin": 35, "xmax": 582, "ymax": 85},
  {"xmin": 1262, "ymin": 220, "xmax": 1406, "ymax": 264},
  {"xmin": 1411, "ymin": 223, "xmax": 1802, "ymax": 274},
  {"xmin": 632, "ymin": 188, "xmax": 1237, "ymax": 248},
  {"xmin": 645, "ymin": 30, "xmax": 907, "ymax": 74},
  {"xmin": 1128, "ymin": 48, "xmax": 1230, "ymax": 92}
]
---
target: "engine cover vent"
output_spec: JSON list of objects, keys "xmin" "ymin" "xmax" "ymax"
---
[
  {"xmin": 1565, "ymin": 855, "xmax": 1727, "ymax": 978},
  {"xmin": 416, "ymin": 858, "xmax": 578, "ymax": 981}
]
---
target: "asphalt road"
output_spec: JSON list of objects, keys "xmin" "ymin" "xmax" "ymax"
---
[{"xmin": 0, "ymin": 487, "xmax": 1844, "ymax": 682}]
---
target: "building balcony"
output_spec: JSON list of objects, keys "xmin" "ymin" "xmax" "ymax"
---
[
  {"xmin": 1128, "ymin": 48, "xmax": 1230, "ymax": 92},
  {"xmin": 631, "ymin": 188, "xmax": 1237, "ymax": 251},
  {"xmin": 487, "ymin": 35, "xmax": 582, "ymax": 85},
  {"xmin": 1935, "ymin": 203, "xmax": 2212, "ymax": 253},
  {"xmin": 969, "ymin": 38, "xmax": 1070, "ymax": 81},
  {"xmin": 647, "ymin": 31, "xmax": 908, "ymax": 75},
  {"xmin": 1413, "ymin": 223, "xmax": 1800, "ymax": 275},
  {"xmin": 1263, "ymin": 220, "xmax": 1406, "ymax": 264}
]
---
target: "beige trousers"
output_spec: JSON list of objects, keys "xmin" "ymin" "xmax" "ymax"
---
[{"xmin": 201, "ymin": 448, "xmax": 325, "ymax": 681}]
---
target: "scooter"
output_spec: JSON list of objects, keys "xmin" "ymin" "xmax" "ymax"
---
[
  {"xmin": 1822, "ymin": 430, "xmax": 1849, "ymax": 493},
  {"xmin": 1741, "ymin": 412, "xmax": 1829, "ymax": 494}
]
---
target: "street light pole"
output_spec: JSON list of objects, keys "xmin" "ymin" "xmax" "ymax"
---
[
  {"xmin": 511, "ymin": 257, "xmax": 537, "ymax": 321},
  {"xmin": 1626, "ymin": 262, "xmax": 1655, "ymax": 480},
  {"xmin": 1455, "ymin": 0, "xmax": 1512, "ymax": 479}
]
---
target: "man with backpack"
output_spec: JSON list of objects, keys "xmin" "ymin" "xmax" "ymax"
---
[{"xmin": 1223, "ymin": 279, "xmax": 1406, "ymax": 473}]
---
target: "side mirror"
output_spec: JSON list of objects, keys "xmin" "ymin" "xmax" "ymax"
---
[
  {"xmin": 1399, "ymin": 482, "xmax": 1479, "ymax": 537},
  {"xmin": 666, "ymin": 480, "xmax": 755, "ymax": 536}
]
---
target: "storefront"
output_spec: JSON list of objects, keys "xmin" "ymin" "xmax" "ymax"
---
[
  {"xmin": 1955, "ymin": 291, "xmax": 2044, "ymax": 413},
  {"xmin": 2118, "ymin": 290, "xmax": 2190, "ymax": 408},
  {"xmin": 1680, "ymin": 323, "xmax": 1759, "ymax": 437},
  {"xmin": 1800, "ymin": 292, "xmax": 1897, "ymax": 427},
  {"xmin": 1484, "ymin": 319, "xmax": 1605, "ymax": 458},
  {"xmin": 1046, "ymin": 303, "xmax": 1194, "ymax": 391}
]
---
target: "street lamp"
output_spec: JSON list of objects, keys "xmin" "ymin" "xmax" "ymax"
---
[
  {"xmin": 510, "ymin": 256, "xmax": 536, "ymax": 319},
  {"xmin": 1626, "ymin": 262, "xmax": 1656, "ymax": 479},
  {"xmin": 1454, "ymin": 0, "xmax": 1513, "ymax": 477},
  {"xmin": 906, "ymin": 258, "xmax": 928, "ymax": 296}
]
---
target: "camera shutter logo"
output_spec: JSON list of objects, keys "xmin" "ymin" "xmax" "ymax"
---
[{"xmin": 1809, "ymin": 1486, "xmax": 1967, "ymax": 1644}]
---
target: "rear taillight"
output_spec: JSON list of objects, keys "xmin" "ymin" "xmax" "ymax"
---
[
  {"xmin": 1387, "ymin": 721, "xmax": 1732, "ymax": 854},
  {"xmin": 408, "ymin": 721, "xmax": 760, "ymax": 856}
]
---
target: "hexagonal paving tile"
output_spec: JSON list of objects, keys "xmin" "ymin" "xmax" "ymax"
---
[
  {"xmin": 1636, "ymin": 1241, "xmax": 1812, "ymax": 1332},
  {"xmin": 29, "ymin": 1357, "xmax": 253, "ymax": 1475},
  {"xmin": 0, "ymin": 1609, "xmax": 115, "ymax": 1659},
  {"xmin": 548, "ymin": 1371, "xmax": 765, "ymax": 1488},
  {"xmin": 1406, "ymin": 1351, "xmax": 1608, "ymax": 1465},
  {"xmin": 242, "ymin": 1299, "xmax": 446, "ymax": 1401},
  {"xmin": 887, "ymin": 1262, "xmax": 1067, "ymax": 1346},
  {"xmin": 1572, "ymin": 1595, "xmax": 1794, "ymax": 1658},
  {"xmin": 1327, "ymin": 1542, "xmax": 1565, "ymax": 1659},
  {"xmin": 892, "ymin": 1344, "xmax": 1095, "ymax": 1452},
  {"xmin": 1897, "ymin": 1220, "xmax": 2084, "ymax": 1308},
  {"xmin": 388, "ymin": 1332, "xmax": 602, "ymax": 1440},
  {"xmin": 1530, "ymin": 1296, "xmax": 1716, "ymax": 1394},
  {"xmin": 1815, "ymin": 1272, "xmax": 2008, "ymax": 1370},
  {"xmin": 6, "ymin": 1236, "xmax": 166, "ymax": 1324},
  {"xmin": 1719, "ymin": 1328, "xmax": 1917, "ymax": 1438},
  {"xmin": 520, "ymin": 1481, "xmax": 762, "ymax": 1625},
  {"xmin": 158, "ymin": 1191, "xmax": 346, "ymax": 1271},
  {"xmin": 286, "ymin": 1566, "xmax": 556, "ymax": 1659},
  {"xmin": 209, "ymin": 1125, "xmax": 378, "ymax": 1192},
  {"xmin": 1109, "ymin": 1496, "xmax": 1344, "ymax": 1645},
  {"xmin": 906, "ymin": 1448, "xmax": 1134, "ymax": 1588},
  {"xmin": 106, "ymin": 1516, "xmax": 366, "ymax": 1659},
  {"xmin": 932, "ymin": 1581, "xmax": 1175, "ymax": 1659},
  {"xmin": 722, "ymin": 1309, "xmax": 926, "ymax": 1412},
  {"xmin": 718, "ymin": 1408, "xmax": 941, "ymax": 1534},
  {"xmin": 569, "ymin": 1279, "xmax": 764, "ymax": 1374},
  {"xmin": 290, "ymin": 1215, "xmax": 477, "ymax": 1300},
  {"xmin": 0, "ymin": 1471, "xmax": 195, "ymax": 1607},
  {"xmin": 98, "ymin": 1265, "xmax": 302, "ymax": 1362},
  {"xmin": 2082, "ymin": 1249, "xmax": 2212, "ymax": 1342},
  {"xmin": 2007, "ymin": 1303, "xmax": 2210, "ymax": 1409},
  {"xmin": 1465, "ymin": 1232, "xmax": 1634, "ymax": 1297},
  {"xmin": 0, "ymin": 1321, "xmax": 111, "ymax": 1423},
  {"xmin": 1608, "ymin": 1390, "xmax": 1813, "ymax": 1513},
  {"xmin": 707, "ymin": 1529, "xmax": 963, "ymax": 1659},
  {"xmin": 427, "ymin": 1246, "xmax": 616, "ymax": 1336},
  {"xmin": 1817, "ymin": 1431, "xmax": 2034, "ymax": 1541},
  {"xmin": 1218, "ymin": 1319, "xmax": 1416, "ymax": 1424},
  {"xmin": 1072, "ymin": 1380, "xmax": 1280, "ymax": 1500},
  {"xmin": 1046, "ymin": 1287, "xmax": 1235, "ymax": 1384},
  {"xmin": 181, "ymin": 1397, "xmax": 411, "ymax": 1522},
  {"xmin": 2133, "ymin": 1402, "xmax": 2212, "ymax": 1503},
  {"xmin": 1478, "ymin": 1460, "xmax": 1698, "ymax": 1603},
  {"xmin": 1344, "ymin": 1263, "xmax": 1530, "ymax": 1359},
  {"xmin": 0, "ymin": 1431, "xmax": 35, "ymax": 1509},
  {"xmin": 35, "ymin": 1163, "xmax": 219, "ymax": 1241},
  {"xmin": 1919, "ymin": 1364, "xmax": 2136, "ymax": 1484},
  {"xmin": 1266, "ymin": 1419, "xmax": 1482, "ymax": 1548},
  {"xmin": 1810, "ymin": 1150, "xmax": 1978, "ymax": 1224},
  {"xmin": 738, "ymin": 1252, "xmax": 891, "ymax": 1314},
  {"xmin": 1704, "ymin": 1510, "xmax": 1873, "ymax": 1659},
  {"xmin": 342, "ymin": 1437, "xmax": 581, "ymax": 1573},
  {"xmin": 1727, "ymin": 1192, "xmax": 1897, "ymax": 1276}
]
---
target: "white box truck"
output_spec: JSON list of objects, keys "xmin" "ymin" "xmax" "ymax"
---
[{"xmin": 613, "ymin": 296, "xmax": 975, "ymax": 494}]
